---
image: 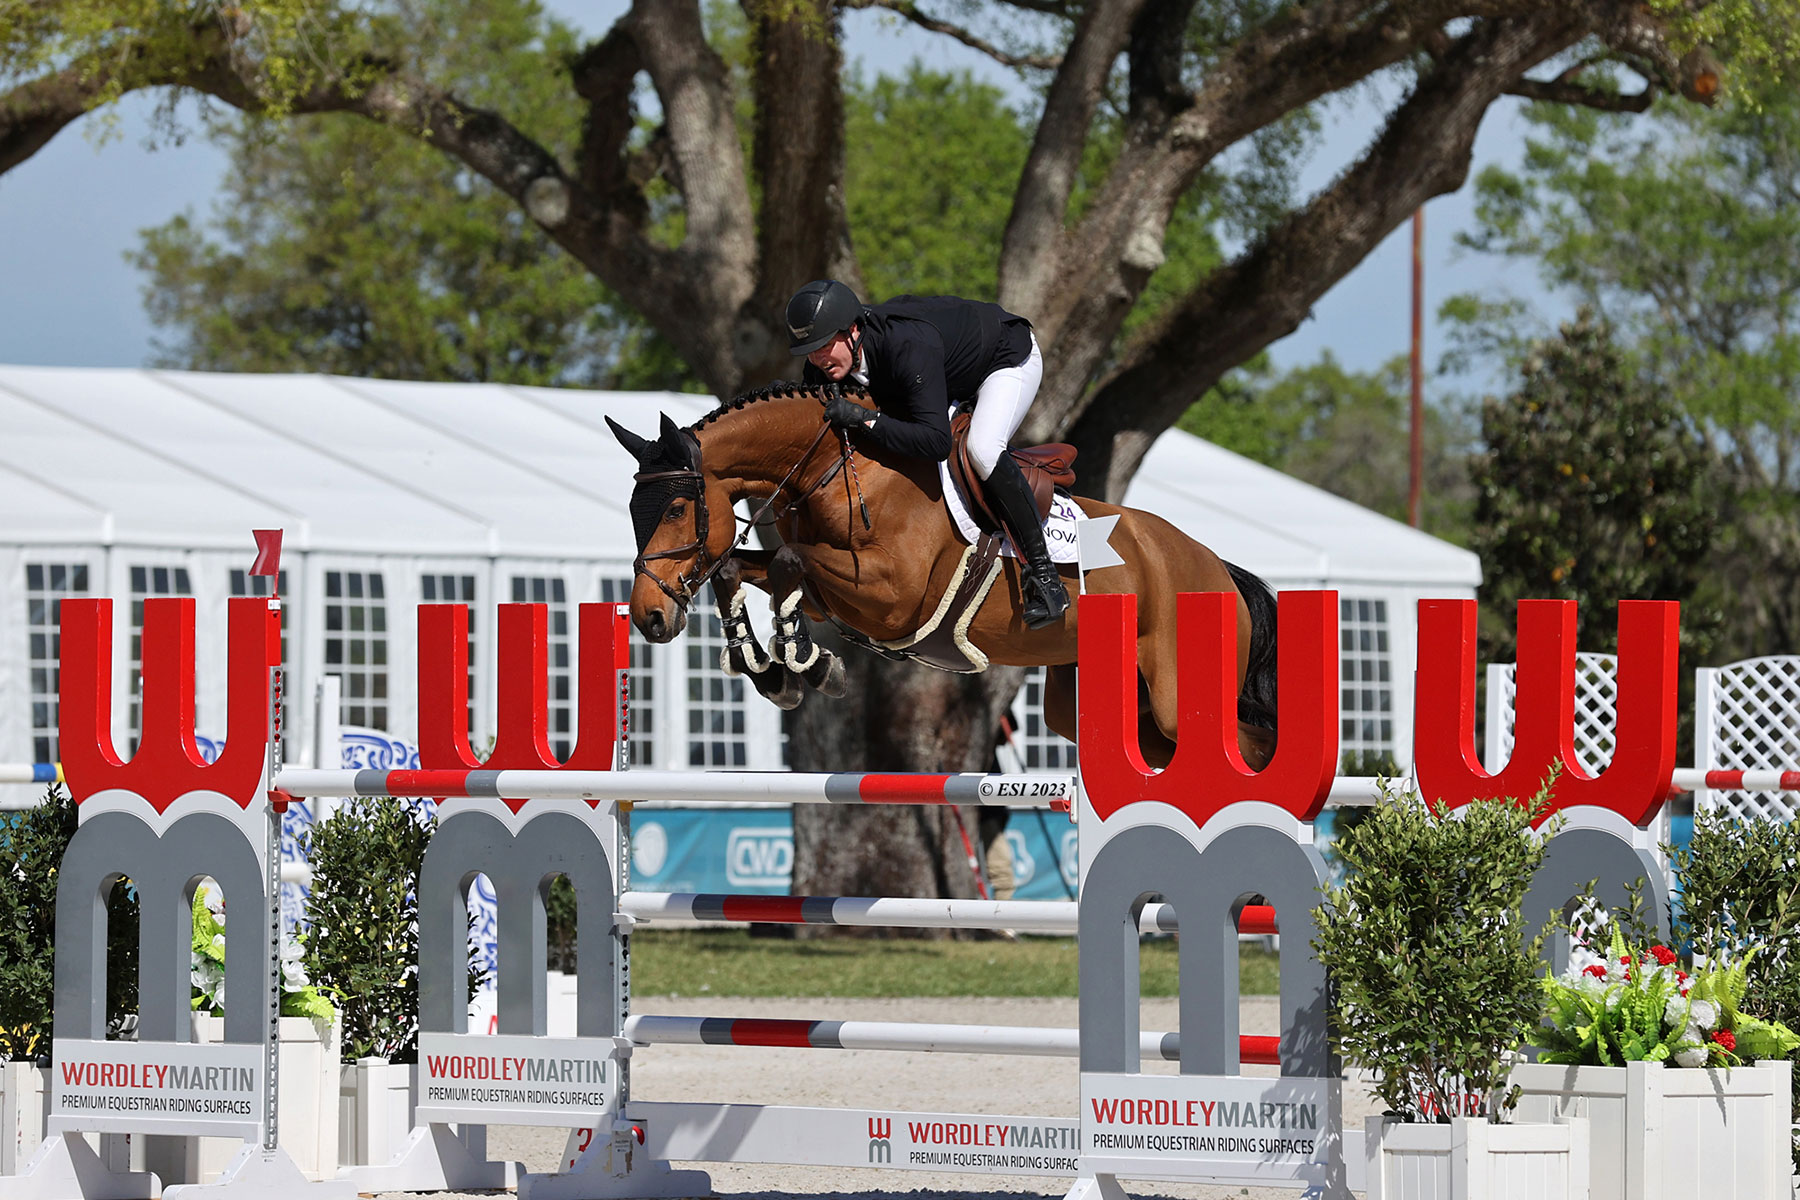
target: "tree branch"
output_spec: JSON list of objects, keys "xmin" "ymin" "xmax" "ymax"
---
[
  {"xmin": 1000, "ymin": 0, "xmax": 1150, "ymax": 318},
  {"xmin": 1066, "ymin": 12, "xmax": 1589, "ymax": 498},
  {"xmin": 0, "ymin": 57, "xmax": 116, "ymax": 175},
  {"xmin": 570, "ymin": 22, "xmax": 649, "ymax": 223},
  {"xmin": 1505, "ymin": 75, "xmax": 1654, "ymax": 112},
  {"xmin": 838, "ymin": 0, "xmax": 1062, "ymax": 69}
]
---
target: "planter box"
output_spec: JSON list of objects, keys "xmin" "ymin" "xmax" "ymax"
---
[
  {"xmin": 1511, "ymin": 1059, "xmax": 1793, "ymax": 1200},
  {"xmin": 147, "ymin": 1015, "xmax": 341, "ymax": 1184},
  {"xmin": 337, "ymin": 1057, "xmax": 413, "ymax": 1167},
  {"xmin": 1365, "ymin": 1114, "xmax": 1590, "ymax": 1200},
  {"xmin": 0, "ymin": 1061, "xmax": 48, "ymax": 1175}
]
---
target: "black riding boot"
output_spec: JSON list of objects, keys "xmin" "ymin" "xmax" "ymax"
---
[{"xmin": 982, "ymin": 455, "xmax": 1070, "ymax": 630}]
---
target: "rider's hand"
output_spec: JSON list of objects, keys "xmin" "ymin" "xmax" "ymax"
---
[{"xmin": 824, "ymin": 397, "xmax": 872, "ymax": 431}]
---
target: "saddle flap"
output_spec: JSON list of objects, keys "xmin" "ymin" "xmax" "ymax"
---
[{"xmin": 948, "ymin": 410, "xmax": 1078, "ymax": 534}]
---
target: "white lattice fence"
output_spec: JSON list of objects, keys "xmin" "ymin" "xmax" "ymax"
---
[
  {"xmin": 1695, "ymin": 656, "xmax": 1800, "ymax": 821},
  {"xmin": 1482, "ymin": 652, "xmax": 1620, "ymax": 775}
]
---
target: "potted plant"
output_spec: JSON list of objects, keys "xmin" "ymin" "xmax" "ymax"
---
[
  {"xmin": 1511, "ymin": 810, "xmax": 1800, "ymax": 1200},
  {"xmin": 1314, "ymin": 778, "xmax": 1589, "ymax": 1200},
  {"xmin": 300, "ymin": 795, "xmax": 434, "ymax": 1169}
]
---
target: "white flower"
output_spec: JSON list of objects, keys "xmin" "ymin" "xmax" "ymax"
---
[
  {"xmin": 1688, "ymin": 1000, "xmax": 1720, "ymax": 1031},
  {"xmin": 1664, "ymin": 994, "xmax": 1690, "ymax": 1028},
  {"xmin": 1674, "ymin": 1043, "xmax": 1709, "ymax": 1068}
]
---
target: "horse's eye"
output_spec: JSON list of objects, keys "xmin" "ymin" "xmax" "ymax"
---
[{"xmin": 664, "ymin": 502, "xmax": 686, "ymax": 522}]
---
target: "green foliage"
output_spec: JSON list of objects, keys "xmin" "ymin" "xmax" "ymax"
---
[
  {"xmin": 188, "ymin": 889, "xmax": 335, "ymax": 1022},
  {"xmin": 1535, "ymin": 927, "xmax": 1695, "ymax": 1065},
  {"xmin": 301, "ymin": 796, "xmax": 435, "ymax": 1061},
  {"xmin": 1671, "ymin": 810, "xmax": 1800, "ymax": 1160},
  {"xmin": 0, "ymin": 787, "xmax": 137, "ymax": 1059},
  {"xmin": 1536, "ymin": 926, "xmax": 1800, "ymax": 1068},
  {"xmin": 130, "ymin": 0, "xmax": 672, "ymax": 388},
  {"xmin": 1179, "ymin": 353, "xmax": 1476, "ymax": 541},
  {"xmin": 1314, "ymin": 780, "xmax": 1557, "ymax": 1122},
  {"xmin": 1451, "ymin": 86, "xmax": 1800, "ymax": 659},
  {"xmin": 846, "ymin": 65, "xmax": 1029, "ymax": 303},
  {"xmin": 1471, "ymin": 312, "xmax": 1718, "ymax": 661}
]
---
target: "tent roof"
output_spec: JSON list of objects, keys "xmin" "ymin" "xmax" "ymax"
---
[{"xmin": 0, "ymin": 365, "xmax": 1479, "ymax": 588}]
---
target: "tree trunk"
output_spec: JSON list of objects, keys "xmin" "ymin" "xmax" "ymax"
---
[{"xmin": 784, "ymin": 633, "xmax": 1024, "ymax": 929}]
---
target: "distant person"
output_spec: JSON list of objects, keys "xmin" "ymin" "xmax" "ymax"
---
[{"xmin": 785, "ymin": 280, "xmax": 1069, "ymax": 628}]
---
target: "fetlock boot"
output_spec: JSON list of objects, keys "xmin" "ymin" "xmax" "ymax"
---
[{"xmin": 982, "ymin": 455, "xmax": 1070, "ymax": 630}]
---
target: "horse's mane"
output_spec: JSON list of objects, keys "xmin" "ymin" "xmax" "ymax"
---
[{"xmin": 694, "ymin": 381, "xmax": 869, "ymax": 430}]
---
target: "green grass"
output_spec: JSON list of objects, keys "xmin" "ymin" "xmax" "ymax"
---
[{"xmin": 629, "ymin": 930, "xmax": 1281, "ymax": 998}]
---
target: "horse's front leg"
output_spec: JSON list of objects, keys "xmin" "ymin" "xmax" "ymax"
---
[
  {"xmin": 713, "ymin": 558, "xmax": 804, "ymax": 710},
  {"xmin": 767, "ymin": 545, "xmax": 848, "ymax": 699}
]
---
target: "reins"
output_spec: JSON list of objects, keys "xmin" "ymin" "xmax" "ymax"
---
[{"xmin": 631, "ymin": 400, "xmax": 867, "ymax": 609}]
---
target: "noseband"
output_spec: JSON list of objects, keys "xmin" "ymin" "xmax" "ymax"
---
[{"xmin": 631, "ymin": 412, "xmax": 849, "ymax": 610}]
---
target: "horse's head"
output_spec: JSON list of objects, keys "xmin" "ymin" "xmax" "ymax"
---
[{"xmin": 608, "ymin": 412, "xmax": 735, "ymax": 643}]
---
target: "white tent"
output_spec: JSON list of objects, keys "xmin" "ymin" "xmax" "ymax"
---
[{"xmin": 0, "ymin": 365, "xmax": 1478, "ymax": 775}]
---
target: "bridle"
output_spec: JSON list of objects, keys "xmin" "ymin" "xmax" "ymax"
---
[{"xmin": 631, "ymin": 406, "xmax": 862, "ymax": 610}]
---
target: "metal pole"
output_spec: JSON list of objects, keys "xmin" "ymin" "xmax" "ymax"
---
[{"xmin": 1408, "ymin": 207, "xmax": 1425, "ymax": 528}]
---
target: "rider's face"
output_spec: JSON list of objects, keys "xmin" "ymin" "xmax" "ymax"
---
[{"xmin": 807, "ymin": 326, "xmax": 857, "ymax": 379}]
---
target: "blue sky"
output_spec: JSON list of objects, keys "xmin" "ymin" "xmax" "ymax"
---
[{"xmin": 0, "ymin": 6, "xmax": 1545, "ymax": 392}]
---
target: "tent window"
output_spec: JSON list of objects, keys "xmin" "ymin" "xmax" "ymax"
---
[
  {"xmin": 230, "ymin": 569, "xmax": 291, "ymax": 760},
  {"xmin": 511, "ymin": 576, "xmax": 572, "ymax": 760},
  {"xmin": 324, "ymin": 570, "xmax": 388, "ymax": 730},
  {"xmin": 599, "ymin": 579, "xmax": 656, "ymax": 767},
  {"xmin": 1004, "ymin": 667, "xmax": 1077, "ymax": 773},
  {"xmin": 679, "ymin": 583, "xmax": 746, "ymax": 768},
  {"xmin": 422, "ymin": 574, "xmax": 478, "ymax": 733},
  {"xmin": 25, "ymin": 562, "xmax": 90, "ymax": 764},
  {"xmin": 129, "ymin": 564, "xmax": 193, "ymax": 751},
  {"xmin": 1338, "ymin": 596, "xmax": 1394, "ymax": 763}
]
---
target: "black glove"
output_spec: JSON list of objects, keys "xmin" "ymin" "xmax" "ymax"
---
[{"xmin": 825, "ymin": 396, "xmax": 872, "ymax": 431}]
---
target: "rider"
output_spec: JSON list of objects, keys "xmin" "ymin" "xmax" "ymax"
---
[{"xmin": 784, "ymin": 279, "xmax": 1071, "ymax": 629}]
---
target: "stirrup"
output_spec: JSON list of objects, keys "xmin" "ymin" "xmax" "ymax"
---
[{"xmin": 1021, "ymin": 565, "xmax": 1070, "ymax": 629}]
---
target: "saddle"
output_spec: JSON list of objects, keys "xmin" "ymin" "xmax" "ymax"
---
[
  {"xmin": 835, "ymin": 414, "xmax": 1078, "ymax": 674},
  {"xmin": 946, "ymin": 409, "xmax": 1078, "ymax": 533}
]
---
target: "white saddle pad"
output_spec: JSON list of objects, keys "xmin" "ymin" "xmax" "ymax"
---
[{"xmin": 938, "ymin": 460, "xmax": 1083, "ymax": 564}]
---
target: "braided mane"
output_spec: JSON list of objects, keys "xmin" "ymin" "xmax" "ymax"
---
[{"xmin": 695, "ymin": 381, "xmax": 867, "ymax": 430}]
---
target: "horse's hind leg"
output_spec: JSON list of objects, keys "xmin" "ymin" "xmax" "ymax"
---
[
  {"xmin": 715, "ymin": 559, "xmax": 804, "ymax": 710},
  {"xmin": 768, "ymin": 546, "xmax": 847, "ymax": 699}
]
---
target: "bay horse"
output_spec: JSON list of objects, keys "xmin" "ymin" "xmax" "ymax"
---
[{"xmin": 607, "ymin": 384, "xmax": 1278, "ymax": 769}]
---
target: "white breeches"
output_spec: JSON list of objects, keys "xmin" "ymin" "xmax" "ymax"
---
[{"xmin": 967, "ymin": 334, "xmax": 1044, "ymax": 479}]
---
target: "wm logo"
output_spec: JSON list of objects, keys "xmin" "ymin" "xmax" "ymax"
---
[{"xmin": 868, "ymin": 1116, "xmax": 892, "ymax": 1163}]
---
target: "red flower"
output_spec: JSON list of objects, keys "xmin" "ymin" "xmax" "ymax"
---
[
  {"xmin": 1712, "ymin": 1030, "xmax": 1737, "ymax": 1052},
  {"xmin": 1650, "ymin": 945, "xmax": 1677, "ymax": 966},
  {"xmin": 1583, "ymin": 964, "xmax": 1607, "ymax": 978},
  {"xmin": 1675, "ymin": 970, "xmax": 1689, "ymax": 983},
  {"xmin": 1621, "ymin": 955, "xmax": 1633, "ymax": 965}
]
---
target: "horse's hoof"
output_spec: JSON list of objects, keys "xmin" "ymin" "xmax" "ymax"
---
[
  {"xmin": 811, "ymin": 655, "xmax": 847, "ymax": 698},
  {"xmin": 771, "ymin": 675, "xmax": 806, "ymax": 710}
]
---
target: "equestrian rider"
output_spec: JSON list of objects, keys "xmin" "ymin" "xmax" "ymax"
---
[{"xmin": 785, "ymin": 279, "xmax": 1071, "ymax": 630}]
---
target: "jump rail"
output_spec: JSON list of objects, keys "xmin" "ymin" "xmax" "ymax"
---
[
  {"xmin": 273, "ymin": 768, "xmax": 1075, "ymax": 807},
  {"xmin": 622, "ymin": 1014, "xmax": 1281, "ymax": 1066}
]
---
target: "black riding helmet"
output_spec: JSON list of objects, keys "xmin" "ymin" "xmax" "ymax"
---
[{"xmin": 786, "ymin": 279, "xmax": 861, "ymax": 355}]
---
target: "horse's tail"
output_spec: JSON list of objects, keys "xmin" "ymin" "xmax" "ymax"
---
[{"xmin": 1226, "ymin": 560, "xmax": 1279, "ymax": 735}]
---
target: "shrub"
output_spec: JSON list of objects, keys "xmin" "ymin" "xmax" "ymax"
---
[
  {"xmin": 301, "ymin": 796, "xmax": 433, "ymax": 1061},
  {"xmin": 1669, "ymin": 809, "xmax": 1800, "ymax": 1166},
  {"xmin": 1314, "ymin": 778, "xmax": 1557, "ymax": 1122},
  {"xmin": 0, "ymin": 786, "xmax": 137, "ymax": 1059}
]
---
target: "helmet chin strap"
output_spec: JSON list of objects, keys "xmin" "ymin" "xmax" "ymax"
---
[{"xmin": 846, "ymin": 325, "xmax": 863, "ymax": 378}]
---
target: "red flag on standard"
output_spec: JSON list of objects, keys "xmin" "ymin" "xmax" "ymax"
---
[{"xmin": 251, "ymin": 529, "xmax": 283, "ymax": 579}]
